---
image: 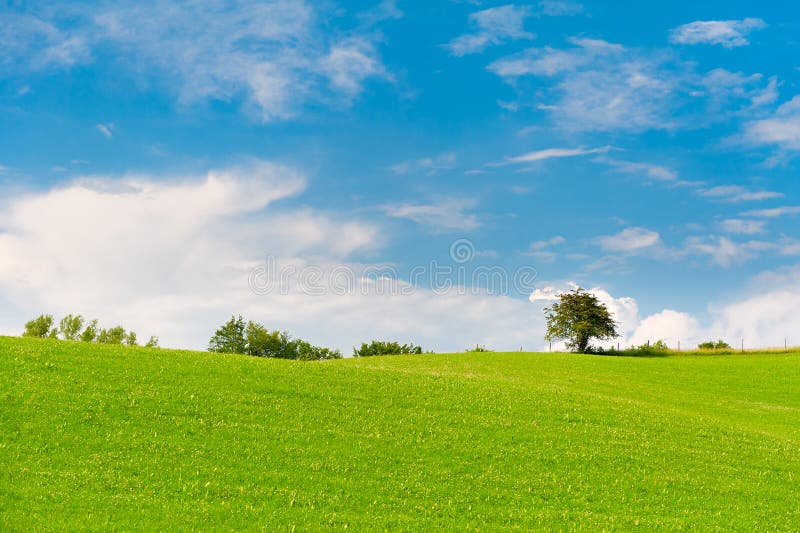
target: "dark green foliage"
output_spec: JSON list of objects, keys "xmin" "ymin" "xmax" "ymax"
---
[
  {"xmin": 353, "ymin": 340, "xmax": 424, "ymax": 357},
  {"xmin": 145, "ymin": 336, "xmax": 159, "ymax": 348},
  {"xmin": 545, "ymin": 288, "xmax": 619, "ymax": 353},
  {"xmin": 698, "ymin": 340, "xmax": 732, "ymax": 350},
  {"xmin": 208, "ymin": 315, "xmax": 247, "ymax": 354},
  {"xmin": 58, "ymin": 314, "xmax": 84, "ymax": 341},
  {"xmin": 23, "ymin": 314, "xmax": 55, "ymax": 338},
  {"xmin": 209, "ymin": 316, "xmax": 341, "ymax": 360}
]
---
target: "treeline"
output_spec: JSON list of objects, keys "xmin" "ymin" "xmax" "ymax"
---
[
  {"xmin": 209, "ymin": 316, "xmax": 428, "ymax": 360},
  {"xmin": 23, "ymin": 314, "xmax": 158, "ymax": 348},
  {"xmin": 209, "ymin": 316, "xmax": 341, "ymax": 360}
]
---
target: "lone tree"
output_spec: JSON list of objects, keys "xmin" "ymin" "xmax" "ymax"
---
[{"xmin": 544, "ymin": 288, "xmax": 618, "ymax": 353}]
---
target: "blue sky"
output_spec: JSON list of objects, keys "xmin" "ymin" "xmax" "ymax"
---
[{"xmin": 3, "ymin": 0, "xmax": 800, "ymax": 352}]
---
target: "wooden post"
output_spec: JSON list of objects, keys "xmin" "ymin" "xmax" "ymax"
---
[
  {"xmin": 741, "ymin": 339, "xmax": 744, "ymax": 353},
  {"xmin": 678, "ymin": 341, "xmax": 681, "ymax": 352}
]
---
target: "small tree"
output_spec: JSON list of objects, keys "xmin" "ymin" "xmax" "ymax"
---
[
  {"xmin": 126, "ymin": 331, "xmax": 138, "ymax": 347},
  {"xmin": 544, "ymin": 288, "xmax": 619, "ymax": 353},
  {"xmin": 59, "ymin": 314, "xmax": 85, "ymax": 341},
  {"xmin": 81, "ymin": 320, "xmax": 99, "ymax": 342},
  {"xmin": 23, "ymin": 314, "xmax": 55, "ymax": 338},
  {"xmin": 209, "ymin": 315, "xmax": 247, "ymax": 354},
  {"xmin": 145, "ymin": 336, "xmax": 159, "ymax": 348}
]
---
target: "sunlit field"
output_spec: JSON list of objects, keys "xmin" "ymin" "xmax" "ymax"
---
[{"xmin": 2, "ymin": 336, "xmax": 799, "ymax": 530}]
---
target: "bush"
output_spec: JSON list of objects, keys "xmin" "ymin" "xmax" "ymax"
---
[
  {"xmin": 466, "ymin": 344, "xmax": 492, "ymax": 352},
  {"xmin": 698, "ymin": 340, "xmax": 732, "ymax": 350},
  {"xmin": 209, "ymin": 316, "xmax": 341, "ymax": 361},
  {"xmin": 353, "ymin": 341, "xmax": 423, "ymax": 357},
  {"xmin": 23, "ymin": 314, "xmax": 55, "ymax": 338},
  {"xmin": 145, "ymin": 336, "xmax": 160, "ymax": 348},
  {"xmin": 627, "ymin": 339, "xmax": 670, "ymax": 355}
]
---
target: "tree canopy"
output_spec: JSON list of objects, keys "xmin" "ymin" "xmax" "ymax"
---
[{"xmin": 544, "ymin": 288, "xmax": 619, "ymax": 353}]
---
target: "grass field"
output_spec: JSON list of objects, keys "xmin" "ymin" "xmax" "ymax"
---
[{"xmin": 2, "ymin": 336, "xmax": 799, "ymax": 530}]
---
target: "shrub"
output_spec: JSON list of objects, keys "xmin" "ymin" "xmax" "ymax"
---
[
  {"xmin": 23, "ymin": 314, "xmax": 55, "ymax": 338},
  {"xmin": 627, "ymin": 340, "xmax": 670, "ymax": 355},
  {"xmin": 698, "ymin": 340, "xmax": 731, "ymax": 350},
  {"xmin": 209, "ymin": 316, "xmax": 342, "ymax": 360},
  {"xmin": 466, "ymin": 344, "xmax": 492, "ymax": 352},
  {"xmin": 353, "ymin": 341, "xmax": 423, "ymax": 357},
  {"xmin": 145, "ymin": 336, "xmax": 159, "ymax": 348}
]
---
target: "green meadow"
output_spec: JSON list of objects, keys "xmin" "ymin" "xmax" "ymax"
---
[{"xmin": 1, "ymin": 335, "xmax": 799, "ymax": 530}]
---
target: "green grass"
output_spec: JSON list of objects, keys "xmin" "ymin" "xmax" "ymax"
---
[{"xmin": 2, "ymin": 336, "xmax": 799, "ymax": 530}]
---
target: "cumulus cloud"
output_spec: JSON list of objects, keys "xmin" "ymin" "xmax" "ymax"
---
[
  {"xmin": 0, "ymin": 1, "xmax": 390, "ymax": 122},
  {"xmin": 446, "ymin": 4, "xmax": 535, "ymax": 56},
  {"xmin": 0, "ymin": 163, "xmax": 557, "ymax": 353},
  {"xmin": 740, "ymin": 205, "xmax": 800, "ymax": 218},
  {"xmin": 669, "ymin": 18, "xmax": 767, "ymax": 48}
]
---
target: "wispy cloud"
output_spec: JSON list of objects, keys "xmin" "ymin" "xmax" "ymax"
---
[
  {"xmin": 742, "ymin": 96, "xmax": 800, "ymax": 151},
  {"xmin": 740, "ymin": 206, "xmax": 800, "ymax": 218},
  {"xmin": 390, "ymin": 152, "xmax": 457, "ymax": 175},
  {"xmin": 602, "ymin": 159, "xmax": 678, "ymax": 181},
  {"xmin": 597, "ymin": 227, "xmax": 661, "ymax": 253},
  {"xmin": 487, "ymin": 37, "xmax": 775, "ymax": 132},
  {"xmin": 700, "ymin": 185, "xmax": 783, "ymax": 202},
  {"xmin": 669, "ymin": 18, "xmax": 767, "ymax": 48},
  {"xmin": 0, "ymin": 1, "xmax": 391, "ymax": 122},
  {"xmin": 446, "ymin": 4, "xmax": 535, "ymax": 56},
  {"xmin": 718, "ymin": 219, "xmax": 767, "ymax": 235},
  {"xmin": 496, "ymin": 146, "xmax": 613, "ymax": 165},
  {"xmin": 383, "ymin": 198, "xmax": 480, "ymax": 232},
  {"xmin": 96, "ymin": 123, "xmax": 114, "ymax": 139}
]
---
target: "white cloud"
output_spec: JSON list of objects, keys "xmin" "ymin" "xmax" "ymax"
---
[
  {"xmin": 597, "ymin": 227, "xmax": 661, "ymax": 253},
  {"xmin": 740, "ymin": 205, "xmax": 800, "ymax": 218},
  {"xmin": 0, "ymin": 162, "xmax": 554, "ymax": 353},
  {"xmin": 743, "ymin": 96, "xmax": 800, "ymax": 150},
  {"xmin": 446, "ymin": 4, "xmax": 534, "ymax": 56},
  {"xmin": 684, "ymin": 236, "xmax": 771, "ymax": 267},
  {"xmin": 488, "ymin": 37, "xmax": 774, "ymax": 132},
  {"xmin": 383, "ymin": 198, "xmax": 480, "ymax": 232},
  {"xmin": 718, "ymin": 219, "xmax": 767, "ymax": 235},
  {"xmin": 603, "ymin": 159, "xmax": 678, "ymax": 181},
  {"xmin": 669, "ymin": 18, "xmax": 767, "ymax": 48},
  {"xmin": 498, "ymin": 146, "xmax": 613, "ymax": 164},
  {"xmin": 700, "ymin": 185, "xmax": 783, "ymax": 202},
  {"xmin": 0, "ymin": 1, "xmax": 390, "ymax": 122}
]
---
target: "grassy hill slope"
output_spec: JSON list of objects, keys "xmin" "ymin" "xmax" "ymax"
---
[{"xmin": 1, "ymin": 336, "xmax": 799, "ymax": 530}]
